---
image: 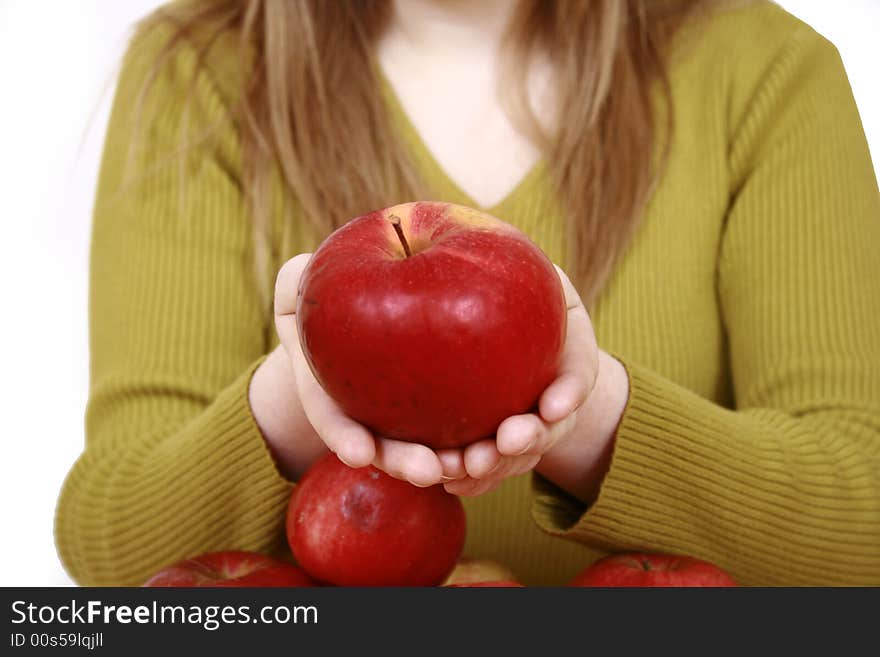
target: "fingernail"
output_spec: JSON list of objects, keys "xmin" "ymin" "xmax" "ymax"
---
[
  {"xmin": 440, "ymin": 475, "xmax": 457, "ymax": 482},
  {"xmin": 407, "ymin": 478, "xmax": 431, "ymax": 488}
]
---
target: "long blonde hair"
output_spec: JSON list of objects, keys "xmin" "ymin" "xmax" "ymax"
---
[{"xmin": 138, "ymin": 0, "xmax": 716, "ymax": 306}]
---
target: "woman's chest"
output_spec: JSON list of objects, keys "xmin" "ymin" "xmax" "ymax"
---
[{"xmin": 593, "ymin": 82, "xmax": 733, "ymax": 404}]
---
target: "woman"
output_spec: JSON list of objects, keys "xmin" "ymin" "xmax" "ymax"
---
[{"xmin": 55, "ymin": 0, "xmax": 880, "ymax": 586}]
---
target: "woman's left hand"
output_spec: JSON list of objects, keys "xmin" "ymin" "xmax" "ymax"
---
[{"xmin": 440, "ymin": 265, "xmax": 600, "ymax": 496}]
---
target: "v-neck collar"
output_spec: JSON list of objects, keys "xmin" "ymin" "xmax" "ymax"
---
[{"xmin": 377, "ymin": 67, "xmax": 548, "ymax": 216}]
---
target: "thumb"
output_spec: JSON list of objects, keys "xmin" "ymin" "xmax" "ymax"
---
[{"xmin": 274, "ymin": 253, "xmax": 313, "ymax": 355}]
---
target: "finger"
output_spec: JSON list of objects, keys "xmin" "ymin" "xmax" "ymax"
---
[
  {"xmin": 274, "ymin": 254, "xmax": 313, "ymax": 354},
  {"xmin": 274, "ymin": 313, "xmax": 298, "ymax": 352},
  {"xmin": 444, "ymin": 477, "xmax": 500, "ymax": 498},
  {"xmin": 486, "ymin": 453, "xmax": 543, "ymax": 481},
  {"xmin": 436, "ymin": 449, "xmax": 468, "ymax": 480},
  {"xmin": 509, "ymin": 454, "xmax": 542, "ymax": 477},
  {"xmin": 498, "ymin": 412, "xmax": 578, "ymax": 458},
  {"xmin": 553, "ymin": 264, "xmax": 585, "ymax": 311},
  {"xmin": 463, "ymin": 439, "xmax": 502, "ymax": 479},
  {"xmin": 540, "ymin": 369, "xmax": 591, "ymax": 424},
  {"xmin": 274, "ymin": 253, "xmax": 313, "ymax": 317},
  {"xmin": 444, "ymin": 452, "xmax": 541, "ymax": 495},
  {"xmin": 495, "ymin": 414, "xmax": 542, "ymax": 456},
  {"xmin": 293, "ymin": 359, "xmax": 375, "ymax": 468},
  {"xmin": 445, "ymin": 452, "xmax": 542, "ymax": 495},
  {"xmin": 540, "ymin": 266, "xmax": 599, "ymax": 423},
  {"xmin": 373, "ymin": 438, "xmax": 444, "ymax": 488}
]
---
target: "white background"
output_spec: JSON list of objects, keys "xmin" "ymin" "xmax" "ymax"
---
[{"xmin": 0, "ymin": 1, "xmax": 877, "ymax": 587}]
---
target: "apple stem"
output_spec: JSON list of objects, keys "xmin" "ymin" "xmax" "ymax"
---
[
  {"xmin": 389, "ymin": 214, "xmax": 412, "ymax": 257},
  {"xmin": 641, "ymin": 559, "xmax": 652, "ymax": 572}
]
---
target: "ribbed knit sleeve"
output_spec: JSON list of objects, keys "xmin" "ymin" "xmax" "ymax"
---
[
  {"xmin": 54, "ymin": 24, "xmax": 293, "ymax": 586},
  {"xmin": 532, "ymin": 26, "xmax": 880, "ymax": 585}
]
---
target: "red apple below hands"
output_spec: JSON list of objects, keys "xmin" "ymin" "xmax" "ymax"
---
[
  {"xmin": 143, "ymin": 551, "xmax": 316, "ymax": 587},
  {"xmin": 296, "ymin": 201, "xmax": 566, "ymax": 449},
  {"xmin": 287, "ymin": 453, "xmax": 466, "ymax": 586},
  {"xmin": 570, "ymin": 553, "xmax": 737, "ymax": 587}
]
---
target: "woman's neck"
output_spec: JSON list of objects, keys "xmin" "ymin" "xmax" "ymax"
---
[
  {"xmin": 375, "ymin": 0, "xmax": 554, "ymax": 210},
  {"xmin": 386, "ymin": 0, "xmax": 517, "ymax": 55}
]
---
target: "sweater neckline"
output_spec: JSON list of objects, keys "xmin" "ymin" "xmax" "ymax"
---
[{"xmin": 377, "ymin": 67, "xmax": 548, "ymax": 216}]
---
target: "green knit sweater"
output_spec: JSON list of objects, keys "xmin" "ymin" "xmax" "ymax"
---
[{"xmin": 55, "ymin": 1, "xmax": 880, "ymax": 586}]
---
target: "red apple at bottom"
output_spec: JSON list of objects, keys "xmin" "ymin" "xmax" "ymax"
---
[
  {"xmin": 570, "ymin": 553, "xmax": 737, "ymax": 587},
  {"xmin": 287, "ymin": 454, "xmax": 466, "ymax": 586},
  {"xmin": 296, "ymin": 200, "xmax": 566, "ymax": 450},
  {"xmin": 143, "ymin": 551, "xmax": 316, "ymax": 587}
]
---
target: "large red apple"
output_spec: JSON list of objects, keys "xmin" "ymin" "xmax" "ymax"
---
[
  {"xmin": 287, "ymin": 453, "xmax": 466, "ymax": 586},
  {"xmin": 570, "ymin": 553, "xmax": 737, "ymax": 587},
  {"xmin": 296, "ymin": 201, "xmax": 566, "ymax": 449},
  {"xmin": 142, "ymin": 551, "xmax": 316, "ymax": 587}
]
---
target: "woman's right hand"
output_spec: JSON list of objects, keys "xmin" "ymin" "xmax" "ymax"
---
[{"xmin": 266, "ymin": 253, "xmax": 447, "ymax": 487}]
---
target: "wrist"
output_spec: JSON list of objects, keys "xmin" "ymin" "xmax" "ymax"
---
[
  {"xmin": 536, "ymin": 350, "xmax": 629, "ymax": 504},
  {"xmin": 249, "ymin": 345, "xmax": 327, "ymax": 480}
]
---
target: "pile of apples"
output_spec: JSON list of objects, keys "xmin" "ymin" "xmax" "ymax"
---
[
  {"xmin": 143, "ymin": 202, "xmax": 736, "ymax": 588},
  {"xmin": 144, "ymin": 451, "xmax": 735, "ymax": 588}
]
